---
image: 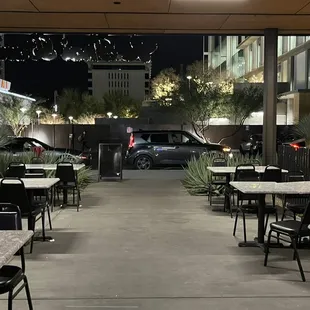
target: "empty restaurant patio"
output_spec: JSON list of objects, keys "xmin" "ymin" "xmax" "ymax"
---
[{"xmin": 2, "ymin": 176, "xmax": 310, "ymax": 309}]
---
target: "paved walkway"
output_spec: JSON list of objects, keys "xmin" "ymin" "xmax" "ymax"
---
[{"xmin": 1, "ymin": 178, "xmax": 310, "ymax": 309}]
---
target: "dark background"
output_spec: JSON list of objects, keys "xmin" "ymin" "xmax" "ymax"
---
[{"xmin": 4, "ymin": 34, "xmax": 203, "ymax": 99}]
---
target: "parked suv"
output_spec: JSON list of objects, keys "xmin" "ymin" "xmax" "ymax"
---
[{"xmin": 125, "ymin": 130, "xmax": 231, "ymax": 170}]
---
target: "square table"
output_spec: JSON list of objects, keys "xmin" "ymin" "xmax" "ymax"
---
[
  {"xmin": 207, "ymin": 166, "xmax": 288, "ymax": 212},
  {"xmin": 229, "ymin": 181, "xmax": 310, "ymax": 248},
  {"xmin": 0, "ymin": 231, "xmax": 33, "ymax": 269}
]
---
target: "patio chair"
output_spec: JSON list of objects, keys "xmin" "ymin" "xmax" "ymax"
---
[
  {"xmin": 55, "ymin": 162, "xmax": 81, "ymax": 212},
  {"xmin": 209, "ymin": 157, "xmax": 227, "ymax": 207},
  {"xmin": 25, "ymin": 169, "xmax": 52, "ymax": 229},
  {"xmin": 0, "ymin": 178, "xmax": 47, "ymax": 253},
  {"xmin": 282, "ymin": 171, "xmax": 308, "ymax": 220},
  {"xmin": 233, "ymin": 169, "xmax": 260, "ymax": 242},
  {"xmin": 262, "ymin": 165, "xmax": 281, "ymax": 232},
  {"xmin": 5, "ymin": 162, "xmax": 26, "ymax": 178},
  {"xmin": 264, "ymin": 201, "xmax": 310, "ymax": 282},
  {"xmin": 0, "ymin": 203, "xmax": 33, "ymax": 309}
]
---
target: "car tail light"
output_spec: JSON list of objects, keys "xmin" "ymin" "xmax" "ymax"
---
[
  {"xmin": 128, "ymin": 134, "xmax": 135, "ymax": 148},
  {"xmin": 290, "ymin": 143, "xmax": 300, "ymax": 150}
]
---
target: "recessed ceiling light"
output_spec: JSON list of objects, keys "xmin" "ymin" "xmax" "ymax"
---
[{"xmin": 113, "ymin": 1, "xmax": 121, "ymax": 4}]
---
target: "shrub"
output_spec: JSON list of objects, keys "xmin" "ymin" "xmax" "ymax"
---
[{"xmin": 183, "ymin": 153, "xmax": 262, "ymax": 195}]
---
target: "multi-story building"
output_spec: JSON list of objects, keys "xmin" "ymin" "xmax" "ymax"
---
[
  {"xmin": 205, "ymin": 35, "xmax": 310, "ymax": 124},
  {"xmin": 0, "ymin": 34, "xmax": 4, "ymax": 80},
  {"xmin": 88, "ymin": 61, "xmax": 151, "ymax": 102}
]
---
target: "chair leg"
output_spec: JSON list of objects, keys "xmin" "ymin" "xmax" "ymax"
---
[
  {"xmin": 290, "ymin": 236, "xmax": 306, "ymax": 282},
  {"xmin": 41, "ymin": 211, "xmax": 46, "ymax": 241},
  {"xmin": 8, "ymin": 290, "xmax": 13, "ymax": 310},
  {"xmin": 233, "ymin": 209, "xmax": 239, "ymax": 236},
  {"xmin": 30, "ymin": 218, "xmax": 35, "ymax": 254},
  {"xmin": 264, "ymin": 230, "xmax": 273, "ymax": 266},
  {"xmin": 264, "ymin": 213, "xmax": 270, "ymax": 235},
  {"xmin": 76, "ymin": 188, "xmax": 80, "ymax": 212},
  {"xmin": 209, "ymin": 185, "xmax": 213, "ymax": 206},
  {"xmin": 242, "ymin": 211, "xmax": 247, "ymax": 243},
  {"xmin": 281, "ymin": 208, "xmax": 286, "ymax": 221},
  {"xmin": 293, "ymin": 212, "xmax": 296, "ymax": 221},
  {"xmin": 73, "ymin": 189, "xmax": 75, "ymax": 205},
  {"xmin": 46, "ymin": 204, "xmax": 52, "ymax": 230},
  {"xmin": 24, "ymin": 275, "xmax": 34, "ymax": 310}
]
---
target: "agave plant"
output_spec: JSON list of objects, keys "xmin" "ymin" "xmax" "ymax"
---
[
  {"xmin": 183, "ymin": 153, "xmax": 262, "ymax": 195},
  {"xmin": 294, "ymin": 113, "xmax": 310, "ymax": 147}
]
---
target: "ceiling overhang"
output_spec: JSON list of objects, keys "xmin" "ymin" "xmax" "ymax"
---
[{"xmin": 1, "ymin": 0, "xmax": 310, "ymax": 34}]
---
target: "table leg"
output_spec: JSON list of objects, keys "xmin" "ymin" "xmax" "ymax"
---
[
  {"xmin": 63, "ymin": 182, "xmax": 68, "ymax": 205},
  {"xmin": 224, "ymin": 174, "xmax": 231, "ymax": 212}
]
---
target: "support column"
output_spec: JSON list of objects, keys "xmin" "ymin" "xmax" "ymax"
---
[{"xmin": 263, "ymin": 29, "xmax": 278, "ymax": 165}]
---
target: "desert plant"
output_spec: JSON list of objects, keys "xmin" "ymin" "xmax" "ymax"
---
[
  {"xmin": 294, "ymin": 113, "xmax": 310, "ymax": 147},
  {"xmin": 183, "ymin": 153, "xmax": 262, "ymax": 195},
  {"xmin": 76, "ymin": 113, "xmax": 105, "ymax": 124},
  {"xmin": 40, "ymin": 114, "xmax": 65, "ymax": 124}
]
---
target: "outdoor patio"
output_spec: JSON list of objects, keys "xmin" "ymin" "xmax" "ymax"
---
[{"xmin": 2, "ymin": 175, "xmax": 310, "ymax": 309}]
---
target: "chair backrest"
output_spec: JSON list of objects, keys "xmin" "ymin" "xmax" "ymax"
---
[
  {"xmin": 25, "ymin": 168, "xmax": 46, "ymax": 179},
  {"xmin": 263, "ymin": 165, "xmax": 282, "ymax": 182},
  {"xmin": 288, "ymin": 171, "xmax": 305, "ymax": 182},
  {"xmin": 0, "ymin": 203, "xmax": 22, "ymax": 230},
  {"xmin": 300, "ymin": 201, "xmax": 310, "ymax": 228},
  {"xmin": 0, "ymin": 178, "xmax": 31, "ymax": 215},
  {"xmin": 212, "ymin": 157, "xmax": 227, "ymax": 167},
  {"xmin": 234, "ymin": 164, "xmax": 255, "ymax": 181},
  {"xmin": 56, "ymin": 162, "xmax": 76, "ymax": 183},
  {"xmin": 30, "ymin": 157, "xmax": 44, "ymax": 164},
  {"xmin": 6, "ymin": 162, "xmax": 26, "ymax": 178}
]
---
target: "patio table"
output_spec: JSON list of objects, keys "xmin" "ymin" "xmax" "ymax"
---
[
  {"xmin": 25, "ymin": 164, "xmax": 85, "ymax": 171},
  {"xmin": 229, "ymin": 181, "xmax": 310, "ymax": 248},
  {"xmin": 0, "ymin": 178, "xmax": 59, "ymax": 242},
  {"xmin": 207, "ymin": 166, "xmax": 288, "ymax": 212},
  {"xmin": 0, "ymin": 230, "xmax": 33, "ymax": 269}
]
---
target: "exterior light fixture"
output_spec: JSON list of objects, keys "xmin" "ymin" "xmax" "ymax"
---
[
  {"xmin": 187, "ymin": 76, "xmax": 192, "ymax": 80},
  {"xmin": 52, "ymin": 113, "xmax": 57, "ymax": 124},
  {"xmin": 107, "ymin": 112, "xmax": 113, "ymax": 118},
  {"xmin": 113, "ymin": 115, "xmax": 118, "ymax": 119},
  {"xmin": 68, "ymin": 116, "xmax": 73, "ymax": 123},
  {"xmin": 36, "ymin": 110, "xmax": 42, "ymax": 124}
]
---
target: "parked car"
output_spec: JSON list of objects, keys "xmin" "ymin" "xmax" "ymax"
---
[
  {"xmin": 240, "ymin": 134, "xmax": 303, "ymax": 155},
  {"xmin": 0, "ymin": 137, "xmax": 91, "ymax": 165},
  {"xmin": 125, "ymin": 130, "xmax": 231, "ymax": 170}
]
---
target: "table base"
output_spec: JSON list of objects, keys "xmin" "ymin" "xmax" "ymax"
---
[
  {"xmin": 238, "ymin": 238, "xmax": 284, "ymax": 251},
  {"xmin": 33, "ymin": 236, "xmax": 55, "ymax": 242}
]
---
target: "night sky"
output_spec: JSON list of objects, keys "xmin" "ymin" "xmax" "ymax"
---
[{"xmin": 4, "ymin": 35, "xmax": 203, "ymax": 100}]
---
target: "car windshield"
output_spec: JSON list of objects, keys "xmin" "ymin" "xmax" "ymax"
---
[{"xmin": 186, "ymin": 132, "xmax": 205, "ymax": 144}]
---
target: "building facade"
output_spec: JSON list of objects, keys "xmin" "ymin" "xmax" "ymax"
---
[
  {"xmin": 88, "ymin": 61, "xmax": 151, "ymax": 102},
  {"xmin": 205, "ymin": 35, "xmax": 310, "ymax": 124},
  {"xmin": 0, "ymin": 34, "xmax": 4, "ymax": 80}
]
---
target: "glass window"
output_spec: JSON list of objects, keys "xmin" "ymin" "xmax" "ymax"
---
[
  {"xmin": 150, "ymin": 134, "xmax": 169, "ymax": 143},
  {"xmin": 294, "ymin": 51, "xmax": 307, "ymax": 89},
  {"xmin": 170, "ymin": 133, "xmax": 197, "ymax": 144},
  {"xmin": 282, "ymin": 36, "xmax": 288, "ymax": 53}
]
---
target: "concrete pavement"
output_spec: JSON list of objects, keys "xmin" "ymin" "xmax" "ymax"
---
[{"xmin": 1, "ymin": 177, "xmax": 310, "ymax": 309}]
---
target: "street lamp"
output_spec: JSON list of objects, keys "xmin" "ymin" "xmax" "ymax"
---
[
  {"xmin": 36, "ymin": 110, "xmax": 42, "ymax": 124},
  {"xmin": 68, "ymin": 116, "xmax": 73, "ymax": 124},
  {"xmin": 107, "ymin": 112, "xmax": 113, "ymax": 118},
  {"xmin": 187, "ymin": 75, "xmax": 192, "ymax": 90}
]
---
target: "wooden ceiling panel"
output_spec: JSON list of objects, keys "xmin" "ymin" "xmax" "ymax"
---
[
  {"xmin": 0, "ymin": 0, "xmax": 37, "ymax": 11},
  {"xmin": 222, "ymin": 15, "xmax": 310, "ymax": 30},
  {"xmin": 31, "ymin": 0, "xmax": 170, "ymax": 13},
  {"xmin": 0, "ymin": 13, "xmax": 109, "ymax": 29},
  {"xmin": 106, "ymin": 14, "xmax": 228, "ymax": 30},
  {"xmin": 170, "ymin": 0, "xmax": 310, "ymax": 14},
  {"xmin": 297, "ymin": 3, "xmax": 310, "ymax": 13}
]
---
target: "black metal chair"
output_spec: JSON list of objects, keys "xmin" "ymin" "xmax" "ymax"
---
[
  {"xmin": 0, "ymin": 178, "xmax": 47, "ymax": 253},
  {"xmin": 5, "ymin": 162, "xmax": 26, "ymax": 178},
  {"xmin": 209, "ymin": 157, "xmax": 227, "ymax": 207},
  {"xmin": 262, "ymin": 165, "xmax": 281, "ymax": 232},
  {"xmin": 55, "ymin": 162, "xmax": 81, "ymax": 212},
  {"xmin": 264, "ymin": 201, "xmax": 310, "ymax": 282},
  {"xmin": 0, "ymin": 203, "xmax": 33, "ymax": 309},
  {"xmin": 282, "ymin": 171, "xmax": 308, "ymax": 220},
  {"xmin": 25, "ymin": 169, "xmax": 52, "ymax": 230},
  {"xmin": 233, "ymin": 169, "xmax": 260, "ymax": 242}
]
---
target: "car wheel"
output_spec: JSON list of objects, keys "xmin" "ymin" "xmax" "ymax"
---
[{"xmin": 135, "ymin": 155, "xmax": 152, "ymax": 170}]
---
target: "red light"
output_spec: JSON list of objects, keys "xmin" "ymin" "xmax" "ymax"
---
[
  {"xmin": 128, "ymin": 134, "xmax": 135, "ymax": 148},
  {"xmin": 290, "ymin": 143, "xmax": 300, "ymax": 150}
]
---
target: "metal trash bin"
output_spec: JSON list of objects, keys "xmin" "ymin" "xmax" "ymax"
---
[{"xmin": 98, "ymin": 143, "xmax": 123, "ymax": 181}]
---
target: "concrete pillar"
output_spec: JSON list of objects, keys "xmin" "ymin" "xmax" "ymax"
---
[{"xmin": 263, "ymin": 29, "xmax": 278, "ymax": 165}]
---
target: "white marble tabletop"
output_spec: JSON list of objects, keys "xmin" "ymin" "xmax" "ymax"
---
[
  {"xmin": 25, "ymin": 164, "xmax": 85, "ymax": 171},
  {"xmin": 0, "ymin": 178, "xmax": 59, "ymax": 189},
  {"xmin": 230, "ymin": 181, "xmax": 310, "ymax": 195},
  {"xmin": 208, "ymin": 166, "xmax": 288, "ymax": 174},
  {"xmin": 0, "ymin": 231, "xmax": 33, "ymax": 269}
]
